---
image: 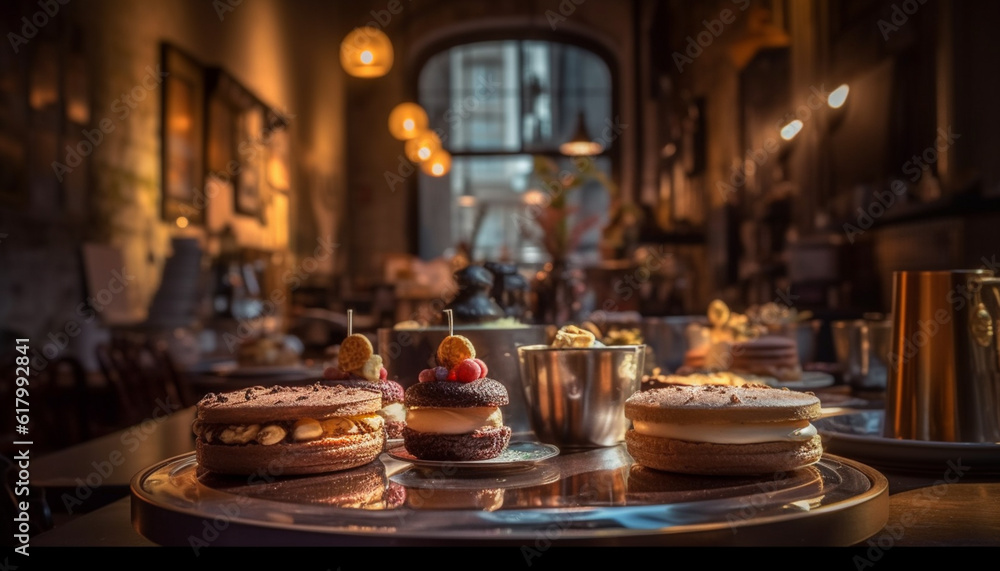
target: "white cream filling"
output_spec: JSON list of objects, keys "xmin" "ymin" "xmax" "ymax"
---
[
  {"xmin": 632, "ymin": 419, "xmax": 817, "ymax": 444},
  {"xmin": 379, "ymin": 402, "xmax": 407, "ymax": 423},
  {"xmin": 406, "ymin": 406, "xmax": 502, "ymax": 435}
]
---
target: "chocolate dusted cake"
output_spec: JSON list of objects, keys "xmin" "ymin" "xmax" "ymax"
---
[
  {"xmin": 193, "ymin": 383, "xmax": 386, "ymax": 476},
  {"xmin": 322, "ymin": 330, "xmax": 407, "ymax": 439},
  {"xmin": 403, "ymin": 320, "xmax": 511, "ymax": 461}
]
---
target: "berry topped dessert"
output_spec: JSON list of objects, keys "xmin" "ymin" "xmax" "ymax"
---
[
  {"xmin": 403, "ymin": 311, "xmax": 511, "ymax": 461},
  {"xmin": 322, "ymin": 312, "xmax": 407, "ymax": 439}
]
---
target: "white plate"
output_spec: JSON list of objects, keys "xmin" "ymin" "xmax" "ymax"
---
[
  {"xmin": 386, "ymin": 441, "xmax": 560, "ymax": 472},
  {"xmin": 816, "ymin": 410, "xmax": 1000, "ymax": 474},
  {"xmin": 740, "ymin": 371, "xmax": 835, "ymax": 390}
]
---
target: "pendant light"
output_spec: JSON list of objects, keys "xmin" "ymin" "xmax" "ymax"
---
[
  {"xmin": 405, "ymin": 130, "xmax": 441, "ymax": 162},
  {"xmin": 421, "ymin": 148, "xmax": 452, "ymax": 177},
  {"xmin": 388, "ymin": 102, "xmax": 428, "ymax": 140},
  {"xmin": 560, "ymin": 111, "xmax": 603, "ymax": 156},
  {"xmin": 340, "ymin": 27, "xmax": 393, "ymax": 78}
]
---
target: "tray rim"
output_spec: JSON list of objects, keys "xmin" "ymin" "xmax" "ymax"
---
[{"xmin": 130, "ymin": 451, "xmax": 888, "ymax": 546}]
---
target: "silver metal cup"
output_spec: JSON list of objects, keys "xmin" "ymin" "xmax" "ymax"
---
[
  {"xmin": 640, "ymin": 316, "xmax": 707, "ymax": 371},
  {"xmin": 886, "ymin": 269, "xmax": 1000, "ymax": 442},
  {"xmin": 768, "ymin": 319, "xmax": 823, "ymax": 365},
  {"xmin": 832, "ymin": 318, "xmax": 892, "ymax": 391},
  {"xmin": 517, "ymin": 344, "xmax": 645, "ymax": 448}
]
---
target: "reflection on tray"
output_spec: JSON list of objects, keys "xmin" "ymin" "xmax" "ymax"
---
[
  {"xmin": 626, "ymin": 465, "xmax": 825, "ymax": 510},
  {"xmin": 406, "ymin": 487, "xmax": 506, "ymax": 511},
  {"xmin": 134, "ymin": 452, "xmax": 887, "ymax": 546},
  {"xmin": 198, "ymin": 461, "xmax": 406, "ymax": 510}
]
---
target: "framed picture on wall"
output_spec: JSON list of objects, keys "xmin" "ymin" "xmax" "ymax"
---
[
  {"xmin": 234, "ymin": 105, "xmax": 264, "ymax": 218},
  {"xmin": 206, "ymin": 69, "xmax": 267, "ymax": 220},
  {"xmin": 161, "ymin": 44, "xmax": 205, "ymax": 225}
]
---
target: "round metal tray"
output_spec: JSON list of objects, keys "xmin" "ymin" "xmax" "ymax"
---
[{"xmin": 131, "ymin": 446, "xmax": 888, "ymax": 546}]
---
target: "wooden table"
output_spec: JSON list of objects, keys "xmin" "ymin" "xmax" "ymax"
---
[{"xmin": 32, "ymin": 407, "xmax": 197, "ymax": 515}]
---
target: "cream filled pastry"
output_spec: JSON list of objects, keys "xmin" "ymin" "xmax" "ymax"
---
[
  {"xmin": 403, "ymin": 332, "xmax": 511, "ymax": 461},
  {"xmin": 405, "ymin": 407, "xmax": 503, "ymax": 435},
  {"xmin": 631, "ymin": 419, "xmax": 817, "ymax": 444},
  {"xmin": 323, "ymin": 332, "xmax": 407, "ymax": 439},
  {"xmin": 194, "ymin": 384, "xmax": 386, "ymax": 476},
  {"xmin": 625, "ymin": 383, "xmax": 823, "ymax": 476}
]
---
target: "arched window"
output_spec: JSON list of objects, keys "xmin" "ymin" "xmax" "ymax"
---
[{"xmin": 417, "ymin": 39, "xmax": 615, "ymax": 263}]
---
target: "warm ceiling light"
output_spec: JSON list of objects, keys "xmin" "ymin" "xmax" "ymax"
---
[
  {"xmin": 780, "ymin": 119, "xmax": 804, "ymax": 141},
  {"xmin": 560, "ymin": 111, "xmax": 603, "ymax": 157},
  {"xmin": 523, "ymin": 189, "xmax": 546, "ymax": 205},
  {"xmin": 176, "ymin": 216, "xmax": 189, "ymax": 229},
  {"xmin": 340, "ymin": 27, "xmax": 393, "ymax": 78},
  {"xmin": 421, "ymin": 149, "xmax": 451, "ymax": 177},
  {"xmin": 405, "ymin": 130, "xmax": 441, "ymax": 163},
  {"xmin": 389, "ymin": 103, "xmax": 428, "ymax": 140},
  {"xmin": 828, "ymin": 84, "xmax": 850, "ymax": 109}
]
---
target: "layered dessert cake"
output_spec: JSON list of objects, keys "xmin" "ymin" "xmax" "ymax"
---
[
  {"xmin": 403, "ymin": 332, "xmax": 511, "ymax": 460},
  {"xmin": 624, "ymin": 383, "xmax": 822, "ymax": 476},
  {"xmin": 730, "ymin": 335, "xmax": 802, "ymax": 381},
  {"xmin": 322, "ymin": 332, "xmax": 407, "ymax": 439},
  {"xmin": 193, "ymin": 384, "xmax": 386, "ymax": 475}
]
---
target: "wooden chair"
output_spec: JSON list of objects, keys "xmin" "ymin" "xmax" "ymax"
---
[
  {"xmin": 96, "ymin": 339, "xmax": 149, "ymax": 428},
  {"xmin": 96, "ymin": 334, "xmax": 191, "ymax": 429}
]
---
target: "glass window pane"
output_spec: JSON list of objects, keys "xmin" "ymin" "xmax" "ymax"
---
[
  {"xmin": 522, "ymin": 41, "xmax": 612, "ymax": 152},
  {"xmin": 419, "ymin": 155, "xmax": 612, "ymax": 264},
  {"xmin": 418, "ymin": 39, "xmax": 613, "ymax": 263}
]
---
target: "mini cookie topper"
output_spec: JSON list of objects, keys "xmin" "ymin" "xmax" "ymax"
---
[{"xmin": 339, "ymin": 309, "xmax": 375, "ymax": 374}]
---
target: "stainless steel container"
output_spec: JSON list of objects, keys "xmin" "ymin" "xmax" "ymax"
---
[
  {"xmin": 768, "ymin": 319, "xmax": 823, "ymax": 365},
  {"xmin": 832, "ymin": 318, "xmax": 892, "ymax": 391},
  {"xmin": 640, "ymin": 316, "xmax": 707, "ymax": 371},
  {"xmin": 886, "ymin": 269, "xmax": 1000, "ymax": 442},
  {"xmin": 517, "ymin": 344, "xmax": 645, "ymax": 448},
  {"xmin": 378, "ymin": 325, "xmax": 549, "ymax": 434}
]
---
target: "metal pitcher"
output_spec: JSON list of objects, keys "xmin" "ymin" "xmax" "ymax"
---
[{"xmin": 886, "ymin": 269, "xmax": 1000, "ymax": 442}]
